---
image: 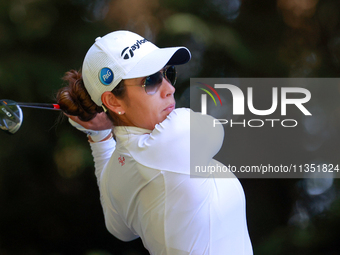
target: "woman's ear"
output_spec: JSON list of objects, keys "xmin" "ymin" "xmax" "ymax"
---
[{"xmin": 101, "ymin": 91, "xmax": 125, "ymax": 115}]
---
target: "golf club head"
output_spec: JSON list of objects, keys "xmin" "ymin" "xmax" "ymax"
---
[{"xmin": 0, "ymin": 99, "xmax": 23, "ymax": 134}]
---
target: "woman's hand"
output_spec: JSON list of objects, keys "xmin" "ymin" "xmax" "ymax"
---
[
  {"xmin": 66, "ymin": 112, "xmax": 113, "ymax": 142},
  {"xmin": 67, "ymin": 112, "xmax": 113, "ymax": 131}
]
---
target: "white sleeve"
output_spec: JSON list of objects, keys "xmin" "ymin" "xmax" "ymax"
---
[
  {"xmin": 90, "ymin": 138, "xmax": 139, "ymax": 241},
  {"xmin": 125, "ymin": 108, "xmax": 224, "ymax": 174},
  {"xmin": 89, "ymin": 138, "xmax": 116, "ymax": 185}
]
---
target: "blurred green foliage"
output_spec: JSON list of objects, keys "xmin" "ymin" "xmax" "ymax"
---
[{"xmin": 1, "ymin": 0, "xmax": 340, "ymax": 254}]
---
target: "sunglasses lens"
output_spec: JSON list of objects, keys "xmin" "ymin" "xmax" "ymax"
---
[
  {"xmin": 164, "ymin": 66, "xmax": 177, "ymax": 85},
  {"xmin": 143, "ymin": 66, "xmax": 177, "ymax": 95},
  {"xmin": 144, "ymin": 72, "xmax": 163, "ymax": 95}
]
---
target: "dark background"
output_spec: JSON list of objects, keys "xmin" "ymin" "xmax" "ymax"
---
[{"xmin": 1, "ymin": 0, "xmax": 340, "ymax": 254}]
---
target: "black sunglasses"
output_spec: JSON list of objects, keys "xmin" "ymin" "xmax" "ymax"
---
[{"xmin": 126, "ymin": 66, "xmax": 177, "ymax": 95}]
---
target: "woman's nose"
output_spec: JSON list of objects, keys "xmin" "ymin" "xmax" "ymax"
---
[{"xmin": 160, "ymin": 78, "xmax": 175, "ymax": 98}]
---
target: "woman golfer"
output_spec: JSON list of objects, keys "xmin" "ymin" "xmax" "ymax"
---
[{"xmin": 57, "ymin": 30, "xmax": 253, "ymax": 255}]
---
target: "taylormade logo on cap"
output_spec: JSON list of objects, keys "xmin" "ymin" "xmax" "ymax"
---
[
  {"xmin": 99, "ymin": 68, "xmax": 114, "ymax": 85},
  {"xmin": 121, "ymin": 39, "xmax": 149, "ymax": 59}
]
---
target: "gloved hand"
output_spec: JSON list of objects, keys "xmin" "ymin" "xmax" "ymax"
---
[{"xmin": 69, "ymin": 118, "xmax": 112, "ymax": 142}]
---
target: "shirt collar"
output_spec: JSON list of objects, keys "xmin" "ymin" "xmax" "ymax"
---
[
  {"xmin": 114, "ymin": 126, "xmax": 152, "ymax": 135},
  {"xmin": 114, "ymin": 126, "xmax": 152, "ymax": 144}
]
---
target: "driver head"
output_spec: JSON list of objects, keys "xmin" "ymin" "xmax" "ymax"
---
[{"xmin": 0, "ymin": 99, "xmax": 23, "ymax": 135}]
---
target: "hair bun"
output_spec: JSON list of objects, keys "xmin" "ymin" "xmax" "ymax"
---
[{"xmin": 57, "ymin": 70, "xmax": 103, "ymax": 121}]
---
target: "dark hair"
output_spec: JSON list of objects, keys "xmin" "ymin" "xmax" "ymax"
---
[{"xmin": 56, "ymin": 70, "xmax": 126, "ymax": 126}]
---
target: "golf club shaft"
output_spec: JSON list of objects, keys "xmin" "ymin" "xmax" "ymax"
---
[{"xmin": 17, "ymin": 102, "xmax": 61, "ymax": 111}]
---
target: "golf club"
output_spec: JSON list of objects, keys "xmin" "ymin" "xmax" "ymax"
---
[{"xmin": 0, "ymin": 99, "xmax": 60, "ymax": 135}]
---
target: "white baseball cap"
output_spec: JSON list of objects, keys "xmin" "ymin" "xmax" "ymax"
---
[{"xmin": 82, "ymin": 30, "xmax": 191, "ymax": 106}]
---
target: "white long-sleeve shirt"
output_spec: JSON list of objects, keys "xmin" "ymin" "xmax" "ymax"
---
[{"xmin": 90, "ymin": 108, "xmax": 253, "ymax": 255}]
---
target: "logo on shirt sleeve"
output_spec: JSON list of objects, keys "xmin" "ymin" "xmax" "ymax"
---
[{"xmin": 118, "ymin": 155, "xmax": 125, "ymax": 166}]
